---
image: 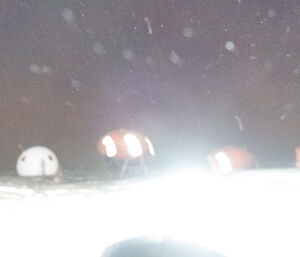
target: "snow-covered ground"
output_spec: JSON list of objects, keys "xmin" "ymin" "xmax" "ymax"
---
[{"xmin": 0, "ymin": 168, "xmax": 300, "ymax": 257}]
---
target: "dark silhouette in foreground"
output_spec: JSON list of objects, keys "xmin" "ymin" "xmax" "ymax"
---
[{"xmin": 101, "ymin": 236, "xmax": 226, "ymax": 257}]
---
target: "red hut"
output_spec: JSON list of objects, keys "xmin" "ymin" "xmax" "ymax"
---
[
  {"xmin": 208, "ymin": 146, "xmax": 257, "ymax": 173},
  {"xmin": 98, "ymin": 129, "xmax": 155, "ymax": 178}
]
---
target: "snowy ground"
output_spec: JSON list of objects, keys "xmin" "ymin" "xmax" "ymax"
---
[{"xmin": 0, "ymin": 168, "xmax": 300, "ymax": 257}]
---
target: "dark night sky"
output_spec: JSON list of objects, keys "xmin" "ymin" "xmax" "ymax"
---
[{"xmin": 0, "ymin": 0, "xmax": 300, "ymax": 172}]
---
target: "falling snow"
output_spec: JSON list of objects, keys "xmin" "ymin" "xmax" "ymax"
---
[
  {"xmin": 29, "ymin": 64, "xmax": 40, "ymax": 74},
  {"xmin": 40, "ymin": 66, "xmax": 52, "ymax": 74},
  {"xmin": 264, "ymin": 61, "xmax": 274, "ymax": 71},
  {"xmin": 284, "ymin": 104, "xmax": 294, "ymax": 111},
  {"xmin": 20, "ymin": 96, "xmax": 29, "ymax": 104},
  {"xmin": 260, "ymin": 18, "xmax": 267, "ymax": 24},
  {"xmin": 62, "ymin": 8, "xmax": 75, "ymax": 23},
  {"xmin": 1, "ymin": 1, "xmax": 300, "ymax": 172},
  {"xmin": 65, "ymin": 101, "xmax": 76, "ymax": 108},
  {"xmin": 145, "ymin": 56, "xmax": 154, "ymax": 65},
  {"xmin": 234, "ymin": 115, "xmax": 244, "ymax": 131},
  {"xmin": 29, "ymin": 64, "xmax": 52, "ymax": 75},
  {"xmin": 144, "ymin": 17, "xmax": 153, "ymax": 34},
  {"xmin": 182, "ymin": 27, "xmax": 194, "ymax": 38},
  {"xmin": 71, "ymin": 79, "xmax": 82, "ymax": 91},
  {"xmin": 280, "ymin": 114, "xmax": 287, "ymax": 121},
  {"xmin": 268, "ymin": 8, "xmax": 276, "ymax": 18},
  {"xmin": 93, "ymin": 42, "xmax": 105, "ymax": 55},
  {"xmin": 169, "ymin": 51, "xmax": 182, "ymax": 66},
  {"xmin": 122, "ymin": 49, "xmax": 135, "ymax": 61},
  {"xmin": 225, "ymin": 41, "xmax": 235, "ymax": 52}
]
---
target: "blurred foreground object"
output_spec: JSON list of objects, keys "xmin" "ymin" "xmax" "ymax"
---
[
  {"xmin": 16, "ymin": 146, "xmax": 61, "ymax": 178},
  {"xmin": 98, "ymin": 129, "xmax": 155, "ymax": 178},
  {"xmin": 101, "ymin": 236, "xmax": 226, "ymax": 257},
  {"xmin": 208, "ymin": 146, "xmax": 257, "ymax": 173}
]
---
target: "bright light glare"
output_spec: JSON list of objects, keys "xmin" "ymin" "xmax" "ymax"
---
[
  {"xmin": 102, "ymin": 136, "xmax": 117, "ymax": 157},
  {"xmin": 215, "ymin": 152, "xmax": 233, "ymax": 172},
  {"xmin": 124, "ymin": 134, "xmax": 143, "ymax": 157},
  {"xmin": 1, "ymin": 171, "xmax": 300, "ymax": 257},
  {"xmin": 144, "ymin": 137, "xmax": 155, "ymax": 156}
]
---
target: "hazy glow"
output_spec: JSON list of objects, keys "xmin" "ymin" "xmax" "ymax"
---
[
  {"xmin": 215, "ymin": 152, "xmax": 233, "ymax": 172},
  {"xmin": 124, "ymin": 134, "xmax": 143, "ymax": 157},
  {"xmin": 145, "ymin": 137, "xmax": 155, "ymax": 156},
  {"xmin": 102, "ymin": 136, "xmax": 117, "ymax": 157}
]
